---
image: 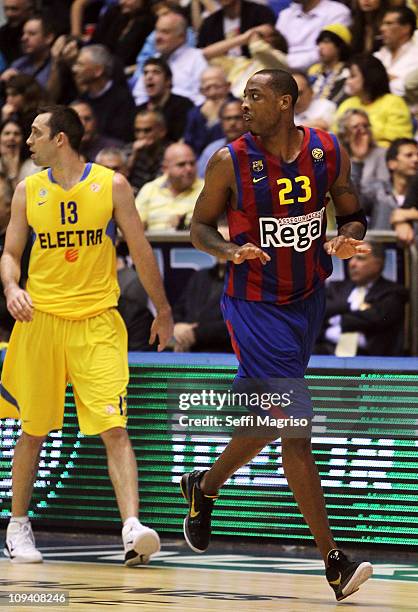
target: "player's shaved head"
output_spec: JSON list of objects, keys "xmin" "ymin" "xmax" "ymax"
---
[{"xmin": 252, "ymin": 69, "xmax": 299, "ymax": 106}]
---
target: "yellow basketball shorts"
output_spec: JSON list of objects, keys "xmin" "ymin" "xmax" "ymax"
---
[{"xmin": 0, "ymin": 308, "xmax": 129, "ymax": 436}]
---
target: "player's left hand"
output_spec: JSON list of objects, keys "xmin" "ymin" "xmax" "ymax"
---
[
  {"xmin": 149, "ymin": 308, "xmax": 174, "ymax": 352},
  {"xmin": 324, "ymin": 236, "xmax": 371, "ymax": 259}
]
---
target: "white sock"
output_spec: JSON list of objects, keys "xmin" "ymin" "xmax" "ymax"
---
[
  {"xmin": 10, "ymin": 516, "xmax": 29, "ymax": 525},
  {"xmin": 123, "ymin": 516, "xmax": 141, "ymax": 529}
]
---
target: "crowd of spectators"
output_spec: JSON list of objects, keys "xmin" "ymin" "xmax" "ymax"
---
[{"xmin": 0, "ymin": 0, "xmax": 417, "ymax": 354}]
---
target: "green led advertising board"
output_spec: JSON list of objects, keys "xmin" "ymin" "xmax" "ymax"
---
[{"xmin": 1, "ymin": 361, "xmax": 418, "ymax": 546}]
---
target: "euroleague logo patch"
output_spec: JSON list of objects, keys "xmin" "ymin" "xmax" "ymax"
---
[
  {"xmin": 65, "ymin": 248, "xmax": 78, "ymax": 262},
  {"xmin": 311, "ymin": 148, "xmax": 324, "ymax": 162}
]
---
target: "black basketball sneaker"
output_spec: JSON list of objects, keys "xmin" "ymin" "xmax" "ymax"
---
[
  {"xmin": 326, "ymin": 549, "xmax": 373, "ymax": 601},
  {"xmin": 180, "ymin": 470, "xmax": 218, "ymax": 553}
]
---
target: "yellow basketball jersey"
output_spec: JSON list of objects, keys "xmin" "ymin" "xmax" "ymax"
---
[{"xmin": 25, "ymin": 163, "xmax": 120, "ymax": 319}]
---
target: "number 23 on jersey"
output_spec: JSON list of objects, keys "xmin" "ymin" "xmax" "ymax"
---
[{"xmin": 277, "ymin": 176, "xmax": 311, "ymax": 206}]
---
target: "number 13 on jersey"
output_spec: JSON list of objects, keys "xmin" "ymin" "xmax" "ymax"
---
[
  {"xmin": 277, "ymin": 175, "xmax": 312, "ymax": 206},
  {"xmin": 60, "ymin": 201, "xmax": 78, "ymax": 224}
]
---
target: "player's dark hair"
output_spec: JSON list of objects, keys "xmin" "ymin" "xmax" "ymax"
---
[
  {"xmin": 254, "ymin": 69, "xmax": 299, "ymax": 107},
  {"xmin": 386, "ymin": 138, "xmax": 417, "ymax": 163},
  {"xmin": 38, "ymin": 105, "xmax": 84, "ymax": 152},
  {"xmin": 384, "ymin": 6, "xmax": 416, "ymax": 37},
  {"xmin": 349, "ymin": 55, "xmax": 390, "ymax": 101},
  {"xmin": 143, "ymin": 56, "xmax": 172, "ymax": 81}
]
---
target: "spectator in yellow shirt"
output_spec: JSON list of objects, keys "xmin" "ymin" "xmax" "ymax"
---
[
  {"xmin": 135, "ymin": 143, "xmax": 203, "ymax": 231},
  {"xmin": 334, "ymin": 54, "xmax": 413, "ymax": 147}
]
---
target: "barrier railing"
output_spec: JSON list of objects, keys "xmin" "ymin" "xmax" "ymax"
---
[{"xmin": 145, "ymin": 229, "xmax": 418, "ymax": 355}]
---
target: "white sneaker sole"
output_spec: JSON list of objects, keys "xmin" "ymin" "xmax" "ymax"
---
[
  {"xmin": 124, "ymin": 530, "xmax": 160, "ymax": 567},
  {"xmin": 3, "ymin": 547, "xmax": 43, "ymax": 564},
  {"xmin": 340, "ymin": 562, "xmax": 373, "ymax": 600}
]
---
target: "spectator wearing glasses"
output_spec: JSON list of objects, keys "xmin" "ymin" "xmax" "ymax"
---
[
  {"xmin": 337, "ymin": 108, "xmax": 389, "ymax": 195},
  {"xmin": 374, "ymin": 6, "xmax": 418, "ymax": 97},
  {"xmin": 184, "ymin": 66, "xmax": 232, "ymax": 156}
]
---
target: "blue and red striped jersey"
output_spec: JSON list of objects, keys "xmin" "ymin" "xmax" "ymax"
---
[{"xmin": 224, "ymin": 126, "xmax": 340, "ymax": 304}]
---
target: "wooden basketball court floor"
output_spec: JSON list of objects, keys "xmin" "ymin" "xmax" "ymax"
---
[{"xmin": 1, "ymin": 536, "xmax": 417, "ymax": 611}]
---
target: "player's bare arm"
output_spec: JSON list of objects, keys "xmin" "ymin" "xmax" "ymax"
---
[
  {"xmin": 325, "ymin": 143, "xmax": 370, "ymax": 260},
  {"xmin": 1, "ymin": 180, "xmax": 33, "ymax": 322},
  {"xmin": 191, "ymin": 148, "xmax": 270, "ymax": 265},
  {"xmin": 112, "ymin": 173, "xmax": 173, "ymax": 351}
]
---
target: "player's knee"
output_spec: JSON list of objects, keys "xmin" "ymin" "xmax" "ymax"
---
[
  {"xmin": 100, "ymin": 426, "xmax": 129, "ymax": 446},
  {"xmin": 20, "ymin": 432, "xmax": 47, "ymax": 448}
]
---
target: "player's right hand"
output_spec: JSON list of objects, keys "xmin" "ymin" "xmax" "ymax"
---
[
  {"xmin": 232, "ymin": 243, "xmax": 271, "ymax": 265},
  {"xmin": 5, "ymin": 286, "xmax": 34, "ymax": 322}
]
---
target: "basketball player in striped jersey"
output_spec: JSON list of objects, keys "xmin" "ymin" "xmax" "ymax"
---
[
  {"xmin": 0, "ymin": 105, "xmax": 173, "ymax": 566},
  {"xmin": 180, "ymin": 70, "xmax": 373, "ymax": 601}
]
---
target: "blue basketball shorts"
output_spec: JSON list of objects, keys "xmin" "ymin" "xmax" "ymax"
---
[{"xmin": 221, "ymin": 289, "xmax": 326, "ymax": 418}]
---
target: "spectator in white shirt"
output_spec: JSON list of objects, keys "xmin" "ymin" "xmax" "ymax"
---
[
  {"xmin": 132, "ymin": 10, "xmax": 208, "ymax": 106},
  {"xmin": 275, "ymin": 0, "xmax": 351, "ymax": 71},
  {"xmin": 374, "ymin": 6, "xmax": 418, "ymax": 98},
  {"xmin": 293, "ymin": 71, "xmax": 336, "ymax": 130}
]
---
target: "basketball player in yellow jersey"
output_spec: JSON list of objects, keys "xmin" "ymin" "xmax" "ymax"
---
[{"xmin": 0, "ymin": 105, "xmax": 174, "ymax": 566}]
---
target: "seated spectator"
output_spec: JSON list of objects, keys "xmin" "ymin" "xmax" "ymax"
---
[
  {"xmin": 374, "ymin": 6, "xmax": 418, "ymax": 97},
  {"xmin": 1, "ymin": 73, "xmax": 49, "ymax": 144},
  {"xmin": 360, "ymin": 138, "xmax": 418, "ymax": 229},
  {"xmin": 91, "ymin": 0, "xmax": 155, "ymax": 67},
  {"xmin": 203, "ymin": 24, "xmax": 288, "ymax": 99},
  {"xmin": 293, "ymin": 71, "xmax": 336, "ymax": 130},
  {"xmin": 0, "ymin": 119, "xmax": 39, "ymax": 189},
  {"xmin": 336, "ymin": 108, "xmax": 389, "ymax": 194},
  {"xmin": 198, "ymin": 98, "xmax": 246, "ymax": 177},
  {"xmin": 70, "ymin": 99, "xmax": 123, "ymax": 161},
  {"xmin": 1, "ymin": 12, "xmax": 56, "ymax": 88},
  {"xmin": 197, "ymin": 0, "xmax": 276, "ymax": 57},
  {"xmin": 350, "ymin": 0, "xmax": 388, "ymax": 55},
  {"xmin": 96, "ymin": 146, "xmax": 129, "ymax": 176},
  {"xmin": 136, "ymin": 56, "xmax": 194, "ymax": 143},
  {"xmin": 0, "ymin": 0, "xmax": 34, "ymax": 65},
  {"xmin": 308, "ymin": 24, "xmax": 351, "ymax": 106},
  {"xmin": 126, "ymin": 109, "xmax": 168, "ymax": 194},
  {"xmin": 135, "ymin": 142, "xmax": 203, "ymax": 231},
  {"xmin": 184, "ymin": 66, "xmax": 231, "ymax": 156},
  {"xmin": 275, "ymin": 0, "xmax": 351, "ymax": 71},
  {"xmin": 72, "ymin": 44, "xmax": 136, "ymax": 142},
  {"xmin": 132, "ymin": 10, "xmax": 208, "ymax": 106},
  {"xmin": 317, "ymin": 241, "xmax": 408, "ymax": 356},
  {"xmin": 129, "ymin": 2, "xmax": 197, "ymax": 86},
  {"xmin": 391, "ymin": 172, "xmax": 418, "ymax": 245},
  {"xmin": 334, "ymin": 54, "xmax": 413, "ymax": 147},
  {"xmin": 117, "ymin": 249, "xmax": 157, "ymax": 351},
  {"xmin": 173, "ymin": 258, "xmax": 232, "ymax": 353}
]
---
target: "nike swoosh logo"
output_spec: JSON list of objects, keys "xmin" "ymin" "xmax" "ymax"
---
[
  {"xmin": 329, "ymin": 572, "xmax": 341, "ymax": 586},
  {"xmin": 252, "ymin": 176, "xmax": 267, "ymax": 183},
  {"xmin": 37, "ymin": 201, "xmax": 47, "ymax": 206},
  {"xmin": 190, "ymin": 486, "xmax": 200, "ymax": 518}
]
